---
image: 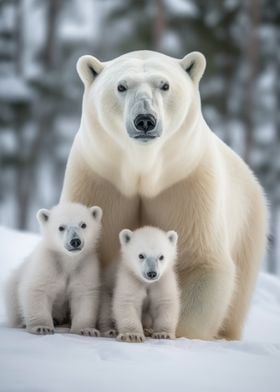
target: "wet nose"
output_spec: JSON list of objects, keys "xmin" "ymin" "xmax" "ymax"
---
[
  {"xmin": 147, "ymin": 271, "xmax": 157, "ymax": 279},
  {"xmin": 70, "ymin": 238, "xmax": 81, "ymax": 249},
  {"xmin": 134, "ymin": 114, "xmax": 156, "ymax": 133}
]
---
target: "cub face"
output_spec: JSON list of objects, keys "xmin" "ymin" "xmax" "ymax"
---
[
  {"xmin": 77, "ymin": 50, "xmax": 206, "ymax": 146},
  {"xmin": 119, "ymin": 226, "xmax": 178, "ymax": 283},
  {"xmin": 36, "ymin": 202, "xmax": 102, "ymax": 257}
]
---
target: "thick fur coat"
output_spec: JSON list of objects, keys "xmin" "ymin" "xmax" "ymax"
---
[{"xmin": 60, "ymin": 50, "xmax": 268, "ymax": 340}]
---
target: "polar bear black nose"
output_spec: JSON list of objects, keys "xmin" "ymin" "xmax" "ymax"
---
[
  {"xmin": 70, "ymin": 238, "xmax": 81, "ymax": 249},
  {"xmin": 134, "ymin": 114, "xmax": 156, "ymax": 133},
  {"xmin": 147, "ymin": 271, "xmax": 157, "ymax": 279}
]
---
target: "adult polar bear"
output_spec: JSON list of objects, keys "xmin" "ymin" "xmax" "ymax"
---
[{"xmin": 60, "ymin": 50, "xmax": 267, "ymax": 340}]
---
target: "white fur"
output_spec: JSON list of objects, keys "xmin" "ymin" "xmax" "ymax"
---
[
  {"xmin": 73, "ymin": 51, "xmax": 207, "ymax": 198},
  {"xmin": 5, "ymin": 202, "xmax": 102, "ymax": 336},
  {"xmin": 105, "ymin": 226, "xmax": 180, "ymax": 343},
  {"xmin": 60, "ymin": 50, "xmax": 267, "ymax": 340}
]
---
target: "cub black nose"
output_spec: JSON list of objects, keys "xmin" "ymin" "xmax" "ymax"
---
[
  {"xmin": 147, "ymin": 271, "xmax": 157, "ymax": 279},
  {"xmin": 134, "ymin": 114, "xmax": 156, "ymax": 133},
  {"xmin": 70, "ymin": 238, "xmax": 81, "ymax": 249}
]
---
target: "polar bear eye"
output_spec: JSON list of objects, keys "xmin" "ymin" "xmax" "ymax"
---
[
  {"xmin": 117, "ymin": 84, "xmax": 127, "ymax": 93},
  {"xmin": 138, "ymin": 254, "xmax": 145, "ymax": 260},
  {"xmin": 159, "ymin": 255, "xmax": 164, "ymax": 261},
  {"xmin": 161, "ymin": 83, "xmax": 169, "ymax": 91},
  {"xmin": 58, "ymin": 225, "xmax": 65, "ymax": 232},
  {"xmin": 81, "ymin": 223, "xmax": 87, "ymax": 229}
]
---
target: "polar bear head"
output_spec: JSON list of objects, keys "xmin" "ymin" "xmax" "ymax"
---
[
  {"xmin": 36, "ymin": 202, "xmax": 102, "ymax": 257},
  {"xmin": 119, "ymin": 226, "xmax": 178, "ymax": 283},
  {"xmin": 77, "ymin": 50, "xmax": 206, "ymax": 147}
]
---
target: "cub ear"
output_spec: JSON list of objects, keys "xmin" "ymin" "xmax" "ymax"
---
[
  {"xmin": 180, "ymin": 51, "xmax": 206, "ymax": 83},
  {"xmin": 76, "ymin": 55, "xmax": 104, "ymax": 86},
  {"xmin": 90, "ymin": 206, "xmax": 103, "ymax": 222},
  {"xmin": 167, "ymin": 230, "xmax": 178, "ymax": 246},
  {"xmin": 119, "ymin": 229, "xmax": 133, "ymax": 246},
  {"xmin": 36, "ymin": 209, "xmax": 50, "ymax": 225}
]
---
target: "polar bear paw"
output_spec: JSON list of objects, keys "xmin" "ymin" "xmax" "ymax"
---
[
  {"xmin": 27, "ymin": 325, "xmax": 54, "ymax": 335},
  {"xmin": 73, "ymin": 328, "xmax": 100, "ymax": 337},
  {"xmin": 152, "ymin": 332, "xmax": 174, "ymax": 340},
  {"xmin": 117, "ymin": 332, "xmax": 145, "ymax": 343}
]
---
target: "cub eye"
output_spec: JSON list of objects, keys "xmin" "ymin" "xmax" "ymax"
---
[
  {"xmin": 81, "ymin": 223, "xmax": 87, "ymax": 229},
  {"xmin": 117, "ymin": 84, "xmax": 127, "ymax": 93},
  {"xmin": 58, "ymin": 226, "xmax": 65, "ymax": 232},
  {"xmin": 159, "ymin": 255, "xmax": 164, "ymax": 261},
  {"xmin": 138, "ymin": 254, "xmax": 145, "ymax": 260},
  {"xmin": 161, "ymin": 83, "xmax": 169, "ymax": 91}
]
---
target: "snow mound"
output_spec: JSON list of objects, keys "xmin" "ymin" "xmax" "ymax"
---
[{"xmin": 0, "ymin": 226, "xmax": 280, "ymax": 391}]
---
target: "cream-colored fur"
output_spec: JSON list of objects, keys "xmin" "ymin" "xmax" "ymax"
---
[
  {"xmin": 111, "ymin": 226, "xmax": 179, "ymax": 343},
  {"xmin": 5, "ymin": 203, "xmax": 102, "ymax": 336},
  {"xmin": 60, "ymin": 50, "xmax": 268, "ymax": 340}
]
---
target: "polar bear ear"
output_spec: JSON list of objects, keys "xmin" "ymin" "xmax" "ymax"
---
[
  {"xmin": 167, "ymin": 230, "xmax": 178, "ymax": 246},
  {"xmin": 76, "ymin": 55, "xmax": 104, "ymax": 86},
  {"xmin": 119, "ymin": 229, "xmax": 133, "ymax": 246},
  {"xmin": 180, "ymin": 52, "xmax": 206, "ymax": 83},
  {"xmin": 90, "ymin": 206, "xmax": 103, "ymax": 222},
  {"xmin": 36, "ymin": 209, "xmax": 50, "ymax": 225}
]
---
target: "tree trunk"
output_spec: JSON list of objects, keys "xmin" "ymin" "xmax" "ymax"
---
[
  {"xmin": 43, "ymin": 0, "xmax": 62, "ymax": 69},
  {"xmin": 243, "ymin": 0, "xmax": 261, "ymax": 165},
  {"xmin": 154, "ymin": 0, "xmax": 165, "ymax": 51}
]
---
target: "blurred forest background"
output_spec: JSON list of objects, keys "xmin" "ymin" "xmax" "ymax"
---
[{"xmin": 0, "ymin": 0, "xmax": 279, "ymax": 274}]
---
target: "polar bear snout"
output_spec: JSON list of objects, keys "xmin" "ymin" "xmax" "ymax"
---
[
  {"xmin": 65, "ymin": 227, "xmax": 84, "ymax": 252},
  {"xmin": 143, "ymin": 257, "xmax": 160, "ymax": 282},
  {"xmin": 125, "ymin": 95, "xmax": 162, "ymax": 143},
  {"xmin": 145, "ymin": 270, "xmax": 158, "ymax": 280},
  {"xmin": 134, "ymin": 114, "xmax": 157, "ymax": 133},
  {"xmin": 128, "ymin": 112, "xmax": 162, "ymax": 143},
  {"xmin": 69, "ymin": 238, "xmax": 81, "ymax": 249}
]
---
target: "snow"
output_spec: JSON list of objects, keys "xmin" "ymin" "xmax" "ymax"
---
[{"xmin": 0, "ymin": 226, "xmax": 280, "ymax": 391}]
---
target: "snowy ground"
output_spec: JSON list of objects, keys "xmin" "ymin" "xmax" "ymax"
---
[{"xmin": 0, "ymin": 227, "xmax": 280, "ymax": 391}]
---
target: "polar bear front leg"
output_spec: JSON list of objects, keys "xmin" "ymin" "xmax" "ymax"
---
[
  {"xmin": 113, "ymin": 297, "xmax": 145, "ymax": 343},
  {"xmin": 151, "ymin": 299, "xmax": 179, "ymax": 340},
  {"xmin": 176, "ymin": 258, "xmax": 236, "ymax": 340},
  {"xmin": 150, "ymin": 274, "xmax": 180, "ymax": 340},
  {"xmin": 115, "ymin": 303, "xmax": 145, "ymax": 343},
  {"xmin": 23, "ymin": 289, "xmax": 54, "ymax": 335},
  {"xmin": 70, "ymin": 288, "xmax": 100, "ymax": 337}
]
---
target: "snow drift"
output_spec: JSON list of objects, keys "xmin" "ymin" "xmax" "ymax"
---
[{"xmin": 0, "ymin": 226, "xmax": 280, "ymax": 391}]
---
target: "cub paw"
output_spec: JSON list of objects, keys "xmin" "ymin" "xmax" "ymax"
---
[
  {"xmin": 74, "ymin": 328, "xmax": 100, "ymax": 337},
  {"xmin": 144, "ymin": 328, "xmax": 153, "ymax": 337},
  {"xmin": 27, "ymin": 325, "xmax": 54, "ymax": 335},
  {"xmin": 117, "ymin": 332, "xmax": 145, "ymax": 343},
  {"xmin": 104, "ymin": 329, "xmax": 117, "ymax": 338},
  {"xmin": 152, "ymin": 332, "xmax": 174, "ymax": 340}
]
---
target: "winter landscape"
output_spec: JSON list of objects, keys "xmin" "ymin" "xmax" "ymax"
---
[
  {"xmin": 1, "ymin": 1, "xmax": 280, "ymax": 391},
  {"xmin": 0, "ymin": 226, "xmax": 280, "ymax": 391}
]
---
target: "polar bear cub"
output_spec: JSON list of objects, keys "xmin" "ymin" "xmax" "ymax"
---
[
  {"xmin": 5, "ymin": 202, "xmax": 102, "ymax": 336},
  {"xmin": 113, "ymin": 226, "xmax": 180, "ymax": 343}
]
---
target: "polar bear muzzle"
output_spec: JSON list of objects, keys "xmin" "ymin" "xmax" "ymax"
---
[
  {"xmin": 143, "ymin": 256, "xmax": 160, "ymax": 281},
  {"xmin": 65, "ymin": 226, "xmax": 84, "ymax": 252},
  {"xmin": 126, "ymin": 99, "xmax": 162, "ymax": 143}
]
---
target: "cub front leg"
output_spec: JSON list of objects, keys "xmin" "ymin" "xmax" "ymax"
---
[
  {"xmin": 22, "ymin": 288, "xmax": 54, "ymax": 335},
  {"xmin": 70, "ymin": 288, "xmax": 100, "ymax": 337},
  {"xmin": 150, "ymin": 275, "xmax": 180, "ymax": 340},
  {"xmin": 113, "ymin": 294, "xmax": 145, "ymax": 343},
  {"xmin": 114, "ymin": 302, "xmax": 145, "ymax": 343}
]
